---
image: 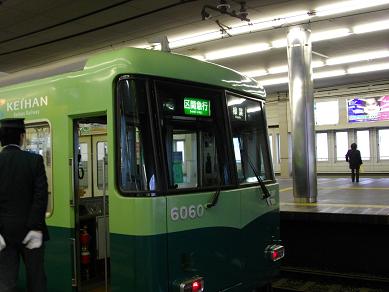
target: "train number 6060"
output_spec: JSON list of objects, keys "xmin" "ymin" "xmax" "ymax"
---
[{"xmin": 170, "ymin": 205, "xmax": 204, "ymax": 221}]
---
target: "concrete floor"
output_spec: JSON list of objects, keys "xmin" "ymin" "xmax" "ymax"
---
[{"xmin": 277, "ymin": 176, "xmax": 389, "ymax": 216}]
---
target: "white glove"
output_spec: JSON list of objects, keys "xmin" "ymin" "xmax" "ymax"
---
[
  {"xmin": 0, "ymin": 234, "xmax": 6, "ymax": 252},
  {"xmin": 22, "ymin": 230, "xmax": 43, "ymax": 249}
]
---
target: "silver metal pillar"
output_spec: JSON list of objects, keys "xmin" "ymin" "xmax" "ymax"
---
[
  {"xmin": 286, "ymin": 25, "xmax": 317, "ymax": 203},
  {"xmin": 278, "ymin": 100, "xmax": 290, "ymax": 178}
]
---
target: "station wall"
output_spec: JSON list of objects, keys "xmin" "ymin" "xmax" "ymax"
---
[{"xmin": 265, "ymin": 79, "xmax": 389, "ymax": 174}]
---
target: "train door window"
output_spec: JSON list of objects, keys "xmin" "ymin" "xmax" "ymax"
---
[
  {"xmin": 94, "ymin": 137, "xmax": 108, "ymax": 196},
  {"xmin": 316, "ymin": 132, "xmax": 328, "ymax": 161},
  {"xmin": 227, "ymin": 94, "xmax": 273, "ymax": 183},
  {"xmin": 378, "ymin": 129, "xmax": 389, "ymax": 160},
  {"xmin": 335, "ymin": 131, "xmax": 349, "ymax": 161},
  {"xmin": 357, "ymin": 130, "xmax": 370, "ymax": 160},
  {"xmin": 156, "ymin": 80, "xmax": 229, "ymax": 191},
  {"xmin": 24, "ymin": 122, "xmax": 53, "ymax": 216},
  {"xmin": 78, "ymin": 139, "xmax": 92, "ymax": 197},
  {"xmin": 117, "ymin": 78, "xmax": 156, "ymax": 194}
]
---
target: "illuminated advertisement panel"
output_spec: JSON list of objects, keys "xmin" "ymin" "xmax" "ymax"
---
[{"xmin": 348, "ymin": 96, "xmax": 389, "ymax": 123}]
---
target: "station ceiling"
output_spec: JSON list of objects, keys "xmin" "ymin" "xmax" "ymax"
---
[{"xmin": 1, "ymin": 0, "xmax": 389, "ymax": 93}]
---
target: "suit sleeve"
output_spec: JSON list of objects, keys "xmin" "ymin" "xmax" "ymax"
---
[
  {"xmin": 26, "ymin": 155, "xmax": 48, "ymax": 231},
  {"xmin": 358, "ymin": 150, "xmax": 363, "ymax": 165}
]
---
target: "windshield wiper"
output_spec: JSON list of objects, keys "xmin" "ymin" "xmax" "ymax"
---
[
  {"xmin": 239, "ymin": 144, "xmax": 273, "ymax": 206},
  {"xmin": 206, "ymin": 179, "xmax": 222, "ymax": 209}
]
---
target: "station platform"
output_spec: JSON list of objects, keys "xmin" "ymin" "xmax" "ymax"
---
[
  {"xmin": 277, "ymin": 176, "xmax": 389, "ymax": 223},
  {"xmin": 277, "ymin": 176, "xmax": 389, "ymax": 280}
]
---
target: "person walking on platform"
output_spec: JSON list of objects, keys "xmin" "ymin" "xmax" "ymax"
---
[
  {"xmin": 0, "ymin": 118, "xmax": 49, "ymax": 292},
  {"xmin": 345, "ymin": 143, "xmax": 363, "ymax": 183}
]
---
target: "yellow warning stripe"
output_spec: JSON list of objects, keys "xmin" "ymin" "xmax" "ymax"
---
[
  {"xmin": 279, "ymin": 187, "xmax": 292, "ymax": 192},
  {"xmin": 320, "ymin": 187, "xmax": 389, "ymax": 190},
  {"xmin": 279, "ymin": 187, "xmax": 389, "ymax": 192},
  {"xmin": 281, "ymin": 202, "xmax": 389, "ymax": 209}
]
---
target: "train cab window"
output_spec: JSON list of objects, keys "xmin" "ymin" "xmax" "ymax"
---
[
  {"xmin": 227, "ymin": 94, "xmax": 273, "ymax": 183},
  {"xmin": 24, "ymin": 122, "xmax": 53, "ymax": 216},
  {"xmin": 117, "ymin": 78, "xmax": 156, "ymax": 194},
  {"xmin": 156, "ymin": 81, "xmax": 229, "ymax": 191}
]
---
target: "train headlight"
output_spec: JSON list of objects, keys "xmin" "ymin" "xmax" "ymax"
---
[
  {"xmin": 265, "ymin": 244, "xmax": 285, "ymax": 262},
  {"xmin": 176, "ymin": 276, "xmax": 204, "ymax": 292}
]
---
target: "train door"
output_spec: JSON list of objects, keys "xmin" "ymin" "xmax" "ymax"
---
[{"xmin": 72, "ymin": 117, "xmax": 110, "ymax": 291}]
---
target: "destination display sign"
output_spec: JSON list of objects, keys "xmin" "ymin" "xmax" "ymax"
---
[{"xmin": 183, "ymin": 97, "xmax": 211, "ymax": 117}]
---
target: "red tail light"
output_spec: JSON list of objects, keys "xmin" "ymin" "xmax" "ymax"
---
[
  {"xmin": 266, "ymin": 244, "xmax": 285, "ymax": 262},
  {"xmin": 191, "ymin": 280, "xmax": 203, "ymax": 292},
  {"xmin": 177, "ymin": 276, "xmax": 204, "ymax": 292}
]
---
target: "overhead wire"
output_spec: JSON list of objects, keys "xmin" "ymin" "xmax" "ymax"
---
[
  {"xmin": 0, "ymin": 0, "xmax": 134, "ymax": 46},
  {"xmin": 0, "ymin": 0, "xmax": 196, "ymax": 57}
]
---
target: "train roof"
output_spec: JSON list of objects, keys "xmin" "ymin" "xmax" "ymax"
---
[{"xmin": 0, "ymin": 48, "xmax": 266, "ymax": 99}]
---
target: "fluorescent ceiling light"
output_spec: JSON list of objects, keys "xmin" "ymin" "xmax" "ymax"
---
[
  {"xmin": 247, "ymin": 106, "xmax": 262, "ymax": 113},
  {"xmin": 134, "ymin": 44, "xmax": 150, "ymax": 49},
  {"xmin": 189, "ymin": 55, "xmax": 206, "ymax": 61},
  {"xmin": 312, "ymin": 60, "xmax": 325, "ymax": 68},
  {"xmin": 169, "ymin": 31, "xmax": 222, "ymax": 49},
  {"xmin": 243, "ymin": 69, "xmax": 268, "ymax": 78},
  {"xmin": 313, "ymin": 69, "xmax": 346, "ymax": 79},
  {"xmin": 268, "ymin": 65, "xmax": 288, "ymax": 74},
  {"xmin": 348, "ymin": 62, "xmax": 389, "ymax": 74},
  {"xmin": 315, "ymin": 0, "xmax": 389, "ymax": 17},
  {"xmin": 205, "ymin": 43, "xmax": 270, "ymax": 60},
  {"xmin": 257, "ymin": 61, "xmax": 389, "ymax": 86},
  {"xmin": 260, "ymin": 77, "xmax": 289, "ymax": 86},
  {"xmin": 353, "ymin": 20, "xmax": 389, "ymax": 34},
  {"xmin": 326, "ymin": 50, "xmax": 389, "ymax": 65},
  {"xmin": 311, "ymin": 28, "xmax": 351, "ymax": 42},
  {"xmin": 271, "ymin": 28, "xmax": 351, "ymax": 50},
  {"xmin": 229, "ymin": 10, "xmax": 311, "ymax": 36},
  {"xmin": 271, "ymin": 38, "xmax": 287, "ymax": 48}
]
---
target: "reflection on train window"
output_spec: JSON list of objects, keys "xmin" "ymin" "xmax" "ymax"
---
[
  {"xmin": 97, "ymin": 141, "xmax": 108, "ymax": 190},
  {"xmin": 357, "ymin": 130, "xmax": 370, "ymax": 160},
  {"xmin": 168, "ymin": 128, "xmax": 222, "ymax": 189},
  {"xmin": 336, "ymin": 131, "xmax": 349, "ymax": 161},
  {"xmin": 25, "ymin": 123, "xmax": 52, "ymax": 216},
  {"xmin": 269, "ymin": 134, "xmax": 274, "ymax": 163},
  {"xmin": 316, "ymin": 133, "xmax": 329, "ymax": 161},
  {"xmin": 117, "ymin": 78, "xmax": 156, "ymax": 194},
  {"xmin": 157, "ymin": 80, "xmax": 229, "ymax": 190},
  {"xmin": 227, "ymin": 94, "xmax": 272, "ymax": 183},
  {"xmin": 172, "ymin": 131, "xmax": 197, "ymax": 188},
  {"xmin": 378, "ymin": 129, "xmax": 389, "ymax": 160},
  {"xmin": 276, "ymin": 133, "xmax": 281, "ymax": 163}
]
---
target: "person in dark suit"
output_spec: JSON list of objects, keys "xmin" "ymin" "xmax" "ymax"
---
[
  {"xmin": 0, "ymin": 118, "xmax": 49, "ymax": 292},
  {"xmin": 345, "ymin": 142, "xmax": 363, "ymax": 183}
]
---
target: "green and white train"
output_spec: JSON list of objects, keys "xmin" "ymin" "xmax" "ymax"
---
[{"xmin": 0, "ymin": 48, "xmax": 284, "ymax": 291}]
